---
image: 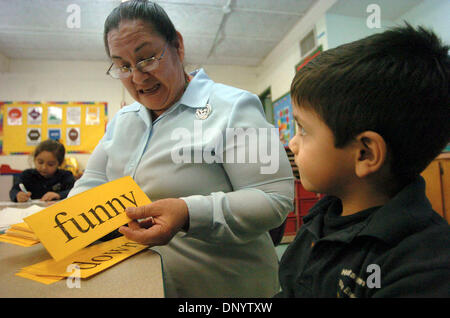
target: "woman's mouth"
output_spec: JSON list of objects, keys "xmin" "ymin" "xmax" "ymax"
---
[{"xmin": 138, "ymin": 83, "xmax": 161, "ymax": 95}]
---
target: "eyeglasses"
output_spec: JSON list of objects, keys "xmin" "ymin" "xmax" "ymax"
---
[{"xmin": 106, "ymin": 43, "xmax": 168, "ymax": 79}]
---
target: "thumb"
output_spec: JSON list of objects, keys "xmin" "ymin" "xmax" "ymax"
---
[
  {"xmin": 125, "ymin": 204, "xmax": 154, "ymax": 220},
  {"xmin": 26, "ymin": 192, "xmax": 32, "ymax": 197}
]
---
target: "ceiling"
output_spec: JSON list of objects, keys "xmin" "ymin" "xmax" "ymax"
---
[
  {"xmin": 0, "ymin": 0, "xmax": 423, "ymax": 67},
  {"xmin": 0, "ymin": 0, "xmax": 316, "ymax": 66}
]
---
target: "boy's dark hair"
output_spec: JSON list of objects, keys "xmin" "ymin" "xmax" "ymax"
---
[
  {"xmin": 291, "ymin": 23, "xmax": 450, "ymax": 184},
  {"xmin": 33, "ymin": 139, "xmax": 66, "ymax": 166},
  {"xmin": 104, "ymin": 0, "xmax": 177, "ymax": 57}
]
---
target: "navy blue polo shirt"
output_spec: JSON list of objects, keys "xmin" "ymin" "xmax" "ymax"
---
[
  {"xmin": 9, "ymin": 168, "xmax": 75, "ymax": 202},
  {"xmin": 277, "ymin": 176, "xmax": 450, "ymax": 297}
]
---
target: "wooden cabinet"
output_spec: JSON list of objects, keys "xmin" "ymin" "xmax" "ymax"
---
[{"xmin": 421, "ymin": 153, "xmax": 449, "ymax": 224}]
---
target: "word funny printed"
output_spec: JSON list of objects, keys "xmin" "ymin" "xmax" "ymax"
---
[
  {"xmin": 178, "ymin": 302, "xmax": 273, "ymax": 315},
  {"xmin": 24, "ymin": 177, "xmax": 151, "ymax": 261}
]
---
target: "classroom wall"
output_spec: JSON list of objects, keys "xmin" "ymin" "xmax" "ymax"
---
[
  {"xmin": 395, "ymin": 0, "xmax": 450, "ymax": 44},
  {"xmin": 253, "ymin": 0, "xmax": 337, "ymax": 101}
]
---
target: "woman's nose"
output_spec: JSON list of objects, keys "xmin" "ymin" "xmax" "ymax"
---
[{"xmin": 131, "ymin": 67, "xmax": 150, "ymax": 84}]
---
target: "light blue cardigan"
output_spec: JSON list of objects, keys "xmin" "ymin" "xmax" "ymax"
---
[{"xmin": 69, "ymin": 69, "xmax": 294, "ymax": 297}]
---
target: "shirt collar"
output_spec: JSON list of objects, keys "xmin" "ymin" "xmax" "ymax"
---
[
  {"xmin": 358, "ymin": 176, "xmax": 434, "ymax": 245},
  {"xmin": 303, "ymin": 176, "xmax": 434, "ymax": 246},
  {"xmin": 178, "ymin": 68, "xmax": 214, "ymax": 109}
]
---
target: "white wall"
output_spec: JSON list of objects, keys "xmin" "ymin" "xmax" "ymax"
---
[
  {"xmin": 395, "ymin": 0, "xmax": 450, "ymax": 44},
  {"xmin": 253, "ymin": 0, "xmax": 337, "ymax": 101}
]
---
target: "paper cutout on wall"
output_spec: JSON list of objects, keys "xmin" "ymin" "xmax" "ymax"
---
[
  {"xmin": 27, "ymin": 107, "xmax": 42, "ymax": 125},
  {"xmin": 26, "ymin": 128, "xmax": 41, "ymax": 146},
  {"xmin": 86, "ymin": 106, "xmax": 100, "ymax": 125},
  {"xmin": 66, "ymin": 106, "xmax": 81, "ymax": 125},
  {"xmin": 66, "ymin": 127, "xmax": 80, "ymax": 146},
  {"xmin": 48, "ymin": 128, "xmax": 61, "ymax": 141},
  {"xmin": 7, "ymin": 107, "xmax": 22, "ymax": 125},
  {"xmin": 48, "ymin": 106, "xmax": 63, "ymax": 125}
]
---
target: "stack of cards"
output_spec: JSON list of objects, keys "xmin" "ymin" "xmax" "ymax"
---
[
  {"xmin": 15, "ymin": 235, "xmax": 148, "ymax": 285},
  {"xmin": 0, "ymin": 222, "xmax": 40, "ymax": 247}
]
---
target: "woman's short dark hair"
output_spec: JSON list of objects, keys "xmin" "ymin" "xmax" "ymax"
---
[
  {"xmin": 291, "ymin": 23, "xmax": 450, "ymax": 184},
  {"xmin": 34, "ymin": 139, "xmax": 66, "ymax": 165},
  {"xmin": 104, "ymin": 0, "xmax": 177, "ymax": 57}
]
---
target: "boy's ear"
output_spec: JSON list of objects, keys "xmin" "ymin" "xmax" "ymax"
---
[{"xmin": 354, "ymin": 131, "xmax": 387, "ymax": 178}]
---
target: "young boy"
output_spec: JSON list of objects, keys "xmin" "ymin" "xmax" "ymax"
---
[{"xmin": 277, "ymin": 24, "xmax": 450, "ymax": 297}]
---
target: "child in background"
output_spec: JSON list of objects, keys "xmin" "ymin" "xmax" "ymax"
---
[
  {"xmin": 9, "ymin": 139, "xmax": 75, "ymax": 202},
  {"xmin": 277, "ymin": 24, "xmax": 450, "ymax": 297}
]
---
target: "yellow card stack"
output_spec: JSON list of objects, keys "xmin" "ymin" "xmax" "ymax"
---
[
  {"xmin": 5, "ymin": 177, "xmax": 153, "ymax": 285},
  {"xmin": 0, "ymin": 222, "xmax": 40, "ymax": 247},
  {"xmin": 15, "ymin": 235, "xmax": 148, "ymax": 285}
]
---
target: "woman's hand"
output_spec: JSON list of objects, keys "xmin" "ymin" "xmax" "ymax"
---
[
  {"xmin": 119, "ymin": 198, "xmax": 189, "ymax": 246},
  {"xmin": 16, "ymin": 191, "xmax": 31, "ymax": 202},
  {"xmin": 41, "ymin": 191, "xmax": 61, "ymax": 201}
]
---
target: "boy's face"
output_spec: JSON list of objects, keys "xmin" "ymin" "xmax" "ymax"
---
[{"xmin": 289, "ymin": 103, "xmax": 356, "ymax": 196}]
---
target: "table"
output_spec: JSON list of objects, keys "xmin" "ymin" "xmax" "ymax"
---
[{"xmin": 0, "ymin": 203, "xmax": 165, "ymax": 298}]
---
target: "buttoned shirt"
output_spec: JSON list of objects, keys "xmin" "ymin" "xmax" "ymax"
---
[
  {"xmin": 69, "ymin": 69, "xmax": 294, "ymax": 297},
  {"xmin": 277, "ymin": 176, "xmax": 450, "ymax": 297}
]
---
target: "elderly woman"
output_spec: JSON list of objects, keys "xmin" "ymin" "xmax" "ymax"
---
[{"xmin": 69, "ymin": 0, "xmax": 294, "ymax": 297}]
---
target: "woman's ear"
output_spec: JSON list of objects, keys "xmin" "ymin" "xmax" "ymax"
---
[
  {"xmin": 174, "ymin": 31, "xmax": 185, "ymax": 63},
  {"xmin": 354, "ymin": 131, "xmax": 387, "ymax": 178}
]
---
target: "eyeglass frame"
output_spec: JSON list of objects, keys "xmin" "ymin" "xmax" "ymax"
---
[{"xmin": 106, "ymin": 43, "xmax": 168, "ymax": 79}]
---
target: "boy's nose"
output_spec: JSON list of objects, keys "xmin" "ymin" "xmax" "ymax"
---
[{"xmin": 288, "ymin": 138, "xmax": 298, "ymax": 154}]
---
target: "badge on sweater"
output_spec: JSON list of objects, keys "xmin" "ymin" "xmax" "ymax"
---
[{"xmin": 195, "ymin": 104, "xmax": 211, "ymax": 120}]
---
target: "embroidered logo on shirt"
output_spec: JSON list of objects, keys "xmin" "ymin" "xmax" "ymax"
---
[
  {"xmin": 52, "ymin": 183, "xmax": 62, "ymax": 192},
  {"xmin": 337, "ymin": 265, "xmax": 381, "ymax": 298},
  {"xmin": 195, "ymin": 104, "xmax": 211, "ymax": 120}
]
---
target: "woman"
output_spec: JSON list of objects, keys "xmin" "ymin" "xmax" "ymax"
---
[{"xmin": 69, "ymin": 0, "xmax": 294, "ymax": 297}]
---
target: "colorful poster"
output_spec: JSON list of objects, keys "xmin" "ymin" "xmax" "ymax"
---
[
  {"xmin": 66, "ymin": 127, "xmax": 80, "ymax": 146},
  {"xmin": 273, "ymin": 93, "xmax": 294, "ymax": 147},
  {"xmin": 86, "ymin": 106, "xmax": 100, "ymax": 125},
  {"xmin": 66, "ymin": 106, "xmax": 81, "ymax": 125},
  {"xmin": 7, "ymin": 107, "xmax": 23, "ymax": 125},
  {"xmin": 27, "ymin": 128, "xmax": 41, "ymax": 145},
  {"xmin": 27, "ymin": 107, "xmax": 43, "ymax": 125},
  {"xmin": 48, "ymin": 128, "xmax": 61, "ymax": 141},
  {"xmin": 48, "ymin": 106, "xmax": 63, "ymax": 125},
  {"xmin": 1, "ymin": 101, "xmax": 107, "ymax": 155}
]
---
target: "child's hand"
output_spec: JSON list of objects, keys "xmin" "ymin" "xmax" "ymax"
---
[
  {"xmin": 17, "ymin": 191, "xmax": 31, "ymax": 202},
  {"xmin": 41, "ymin": 192, "xmax": 61, "ymax": 201}
]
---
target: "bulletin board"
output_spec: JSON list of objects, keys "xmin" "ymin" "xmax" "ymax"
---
[
  {"xmin": 0, "ymin": 101, "xmax": 108, "ymax": 155},
  {"xmin": 273, "ymin": 92, "xmax": 294, "ymax": 147}
]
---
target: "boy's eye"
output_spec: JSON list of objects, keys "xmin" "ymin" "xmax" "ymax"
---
[{"xmin": 296, "ymin": 122, "xmax": 307, "ymax": 136}]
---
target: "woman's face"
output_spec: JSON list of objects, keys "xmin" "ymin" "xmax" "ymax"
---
[{"xmin": 107, "ymin": 20, "xmax": 186, "ymax": 116}]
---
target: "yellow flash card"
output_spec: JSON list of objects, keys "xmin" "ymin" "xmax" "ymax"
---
[
  {"xmin": 15, "ymin": 271, "xmax": 64, "ymax": 285},
  {"xmin": 20, "ymin": 236, "xmax": 147, "ymax": 280},
  {"xmin": 24, "ymin": 176, "xmax": 151, "ymax": 261},
  {"xmin": 0, "ymin": 234, "xmax": 40, "ymax": 247}
]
